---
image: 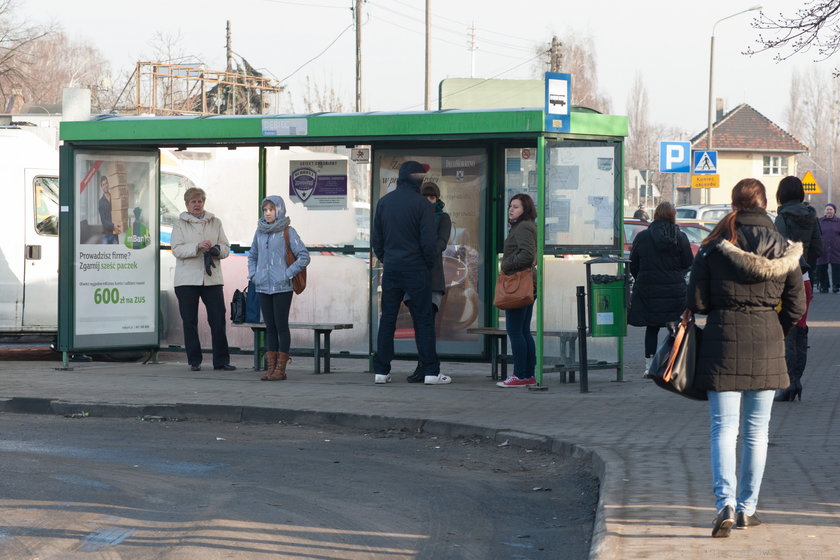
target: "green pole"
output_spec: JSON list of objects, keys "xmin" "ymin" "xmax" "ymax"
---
[{"xmin": 535, "ymin": 137, "xmax": 546, "ymax": 385}]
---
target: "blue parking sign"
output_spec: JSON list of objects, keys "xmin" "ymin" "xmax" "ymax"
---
[{"xmin": 659, "ymin": 141, "xmax": 691, "ymax": 173}]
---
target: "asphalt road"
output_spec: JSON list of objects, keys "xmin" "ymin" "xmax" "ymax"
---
[{"xmin": 0, "ymin": 414, "xmax": 596, "ymax": 559}]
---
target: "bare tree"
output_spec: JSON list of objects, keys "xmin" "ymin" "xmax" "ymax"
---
[
  {"xmin": 0, "ymin": 0, "xmax": 51, "ymax": 109},
  {"xmin": 17, "ymin": 30, "xmax": 111, "ymax": 107},
  {"xmin": 788, "ymin": 66, "xmax": 840, "ymax": 202},
  {"xmin": 533, "ymin": 32, "xmax": 611, "ymax": 114},
  {"xmin": 287, "ymin": 75, "xmax": 347, "ymax": 114},
  {"xmin": 746, "ymin": 2, "xmax": 840, "ymax": 75}
]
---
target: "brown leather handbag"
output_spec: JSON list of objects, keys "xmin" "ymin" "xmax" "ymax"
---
[
  {"xmin": 492, "ymin": 268, "xmax": 534, "ymax": 310},
  {"xmin": 284, "ymin": 227, "xmax": 307, "ymax": 295}
]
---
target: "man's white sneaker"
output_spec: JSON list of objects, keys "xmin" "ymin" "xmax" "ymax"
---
[
  {"xmin": 374, "ymin": 374, "xmax": 392, "ymax": 384},
  {"xmin": 424, "ymin": 374, "xmax": 452, "ymax": 385}
]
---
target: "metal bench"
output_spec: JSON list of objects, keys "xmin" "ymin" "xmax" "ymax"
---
[
  {"xmin": 234, "ymin": 322, "xmax": 353, "ymax": 374},
  {"xmin": 466, "ymin": 327, "xmax": 578, "ymax": 381}
]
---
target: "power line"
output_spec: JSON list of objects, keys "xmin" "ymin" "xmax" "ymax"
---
[
  {"xmin": 366, "ymin": 0, "xmax": 534, "ymax": 52},
  {"xmin": 370, "ymin": 13, "xmax": 529, "ymax": 60},
  {"xmin": 397, "ymin": 50, "xmax": 548, "ymax": 111},
  {"xmin": 278, "ymin": 23, "xmax": 355, "ymax": 83},
  {"xmin": 263, "ymin": 0, "xmax": 349, "ymax": 9}
]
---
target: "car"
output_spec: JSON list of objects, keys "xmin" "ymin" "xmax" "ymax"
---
[
  {"xmin": 675, "ymin": 204, "xmax": 731, "ymax": 221},
  {"xmin": 623, "ymin": 218, "xmax": 712, "ymax": 257},
  {"xmin": 676, "ymin": 204, "xmax": 777, "ymax": 224}
]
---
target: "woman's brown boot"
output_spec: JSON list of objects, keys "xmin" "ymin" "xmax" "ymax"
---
[
  {"xmin": 261, "ymin": 351, "xmax": 278, "ymax": 381},
  {"xmin": 267, "ymin": 352, "xmax": 290, "ymax": 381}
]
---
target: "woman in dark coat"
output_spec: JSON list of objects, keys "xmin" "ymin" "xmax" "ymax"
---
[
  {"xmin": 407, "ymin": 183, "xmax": 452, "ymax": 382},
  {"xmin": 628, "ymin": 201, "xmax": 693, "ymax": 375},
  {"xmin": 687, "ymin": 178, "xmax": 805, "ymax": 538}
]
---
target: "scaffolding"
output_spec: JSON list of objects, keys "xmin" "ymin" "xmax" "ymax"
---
[{"xmin": 132, "ymin": 62, "xmax": 283, "ymax": 116}]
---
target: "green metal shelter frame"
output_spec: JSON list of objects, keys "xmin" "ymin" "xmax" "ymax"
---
[{"xmin": 58, "ymin": 108, "xmax": 628, "ymax": 377}]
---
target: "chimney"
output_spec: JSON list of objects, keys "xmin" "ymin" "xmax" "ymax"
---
[{"xmin": 715, "ymin": 98, "xmax": 725, "ymax": 122}]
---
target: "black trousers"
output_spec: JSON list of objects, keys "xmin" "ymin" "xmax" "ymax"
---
[
  {"xmin": 259, "ymin": 291, "xmax": 293, "ymax": 352},
  {"xmin": 175, "ymin": 284, "xmax": 230, "ymax": 368}
]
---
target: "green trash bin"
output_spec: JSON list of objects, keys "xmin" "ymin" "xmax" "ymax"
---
[{"xmin": 589, "ymin": 274, "xmax": 627, "ymax": 338}]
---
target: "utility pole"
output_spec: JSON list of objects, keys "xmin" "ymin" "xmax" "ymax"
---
[
  {"xmin": 550, "ymin": 36, "xmax": 562, "ymax": 72},
  {"xmin": 468, "ymin": 21, "xmax": 477, "ymax": 78},
  {"xmin": 425, "ymin": 0, "xmax": 431, "ymax": 110},
  {"xmin": 354, "ymin": 0, "xmax": 363, "ymax": 112},
  {"xmin": 226, "ymin": 21, "xmax": 235, "ymax": 114}
]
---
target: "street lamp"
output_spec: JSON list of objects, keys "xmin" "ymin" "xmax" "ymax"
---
[{"xmin": 706, "ymin": 5, "xmax": 762, "ymax": 204}]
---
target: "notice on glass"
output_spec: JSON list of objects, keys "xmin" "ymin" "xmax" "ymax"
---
[{"xmin": 289, "ymin": 159, "xmax": 349, "ymax": 210}]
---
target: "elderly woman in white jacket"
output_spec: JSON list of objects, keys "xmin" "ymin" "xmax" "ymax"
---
[
  {"xmin": 171, "ymin": 187, "xmax": 235, "ymax": 372},
  {"xmin": 248, "ymin": 195, "xmax": 310, "ymax": 381}
]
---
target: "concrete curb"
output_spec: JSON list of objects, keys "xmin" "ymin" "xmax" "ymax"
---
[{"xmin": 0, "ymin": 395, "xmax": 611, "ymax": 558}]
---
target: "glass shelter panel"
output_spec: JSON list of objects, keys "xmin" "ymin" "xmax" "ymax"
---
[
  {"xmin": 158, "ymin": 147, "xmax": 261, "ymax": 350},
  {"xmin": 371, "ymin": 149, "xmax": 487, "ymax": 357},
  {"xmin": 544, "ymin": 140, "xmax": 621, "ymax": 253},
  {"xmin": 264, "ymin": 146, "xmax": 371, "ymax": 355}
]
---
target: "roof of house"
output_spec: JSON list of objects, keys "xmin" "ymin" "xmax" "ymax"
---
[{"xmin": 691, "ymin": 103, "xmax": 808, "ymax": 154}]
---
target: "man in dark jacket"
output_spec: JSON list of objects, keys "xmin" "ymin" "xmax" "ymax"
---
[{"xmin": 371, "ymin": 160, "xmax": 451, "ymax": 385}]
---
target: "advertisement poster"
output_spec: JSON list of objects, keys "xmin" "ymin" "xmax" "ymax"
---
[
  {"xmin": 289, "ymin": 159, "xmax": 348, "ymax": 210},
  {"xmin": 74, "ymin": 151, "xmax": 158, "ymax": 345},
  {"xmin": 375, "ymin": 151, "xmax": 486, "ymax": 351}
]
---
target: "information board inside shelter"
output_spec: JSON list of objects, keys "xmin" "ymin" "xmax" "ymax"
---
[{"xmin": 544, "ymin": 141, "xmax": 619, "ymax": 250}]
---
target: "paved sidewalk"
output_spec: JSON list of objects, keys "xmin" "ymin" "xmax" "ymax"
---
[{"xmin": 1, "ymin": 295, "xmax": 839, "ymax": 559}]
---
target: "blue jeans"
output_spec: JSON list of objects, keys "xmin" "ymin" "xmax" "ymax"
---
[
  {"xmin": 374, "ymin": 268, "xmax": 439, "ymax": 375},
  {"xmin": 505, "ymin": 304, "xmax": 535, "ymax": 379},
  {"xmin": 707, "ymin": 390, "xmax": 775, "ymax": 515}
]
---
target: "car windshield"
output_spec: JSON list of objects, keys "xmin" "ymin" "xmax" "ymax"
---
[
  {"xmin": 676, "ymin": 208, "xmax": 696, "ymax": 219},
  {"xmin": 701, "ymin": 208, "xmax": 730, "ymax": 221},
  {"xmin": 681, "ymin": 225, "xmax": 710, "ymax": 244}
]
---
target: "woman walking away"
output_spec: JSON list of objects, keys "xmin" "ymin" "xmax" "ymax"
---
[
  {"xmin": 248, "ymin": 195, "xmax": 310, "ymax": 381},
  {"xmin": 628, "ymin": 201, "xmax": 693, "ymax": 376},
  {"xmin": 496, "ymin": 194, "xmax": 538, "ymax": 388},
  {"xmin": 815, "ymin": 203, "xmax": 840, "ymax": 293},
  {"xmin": 687, "ymin": 179, "xmax": 805, "ymax": 538},
  {"xmin": 774, "ymin": 176, "xmax": 822, "ymax": 401}
]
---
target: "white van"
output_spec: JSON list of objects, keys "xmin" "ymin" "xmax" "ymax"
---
[{"xmin": 0, "ymin": 127, "xmax": 60, "ymax": 335}]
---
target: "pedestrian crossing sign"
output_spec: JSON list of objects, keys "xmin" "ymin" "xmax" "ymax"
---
[
  {"xmin": 693, "ymin": 151, "xmax": 717, "ymax": 174},
  {"xmin": 802, "ymin": 170, "xmax": 822, "ymax": 194}
]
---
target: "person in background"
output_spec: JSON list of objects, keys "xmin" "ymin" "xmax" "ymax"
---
[
  {"xmin": 627, "ymin": 201, "xmax": 693, "ymax": 376},
  {"xmin": 687, "ymin": 178, "xmax": 805, "ymax": 538},
  {"xmin": 371, "ymin": 160, "xmax": 451, "ymax": 386},
  {"xmin": 633, "ymin": 204, "xmax": 650, "ymax": 221},
  {"xmin": 406, "ymin": 182, "xmax": 452, "ymax": 382},
  {"xmin": 171, "ymin": 187, "xmax": 236, "ymax": 372},
  {"xmin": 496, "ymin": 193, "xmax": 538, "ymax": 388},
  {"xmin": 774, "ymin": 176, "xmax": 822, "ymax": 401},
  {"xmin": 815, "ymin": 202, "xmax": 840, "ymax": 293},
  {"xmin": 248, "ymin": 195, "xmax": 310, "ymax": 381}
]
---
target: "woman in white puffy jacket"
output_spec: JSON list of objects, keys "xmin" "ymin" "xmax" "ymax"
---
[
  {"xmin": 170, "ymin": 187, "xmax": 234, "ymax": 372},
  {"xmin": 247, "ymin": 195, "xmax": 310, "ymax": 381}
]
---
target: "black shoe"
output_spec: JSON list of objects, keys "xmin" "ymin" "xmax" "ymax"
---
[
  {"xmin": 214, "ymin": 364, "xmax": 237, "ymax": 371},
  {"xmin": 406, "ymin": 362, "xmax": 425, "ymax": 383},
  {"xmin": 711, "ymin": 505, "xmax": 735, "ymax": 538},
  {"xmin": 190, "ymin": 364, "xmax": 201, "ymax": 371},
  {"xmin": 735, "ymin": 510, "xmax": 761, "ymax": 529}
]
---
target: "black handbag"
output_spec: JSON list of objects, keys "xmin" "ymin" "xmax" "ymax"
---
[
  {"xmin": 230, "ymin": 287, "xmax": 247, "ymax": 324},
  {"xmin": 648, "ymin": 310, "xmax": 707, "ymax": 401}
]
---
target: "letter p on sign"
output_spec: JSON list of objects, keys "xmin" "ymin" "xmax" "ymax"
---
[{"xmin": 659, "ymin": 141, "xmax": 691, "ymax": 174}]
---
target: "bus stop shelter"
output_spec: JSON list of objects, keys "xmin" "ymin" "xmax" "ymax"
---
[{"xmin": 57, "ymin": 108, "xmax": 628, "ymax": 382}]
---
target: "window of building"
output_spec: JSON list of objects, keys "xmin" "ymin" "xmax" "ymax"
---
[{"xmin": 763, "ymin": 155, "xmax": 788, "ymax": 175}]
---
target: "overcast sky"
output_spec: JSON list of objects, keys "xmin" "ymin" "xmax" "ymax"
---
[{"xmin": 22, "ymin": 0, "xmax": 831, "ymax": 138}]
